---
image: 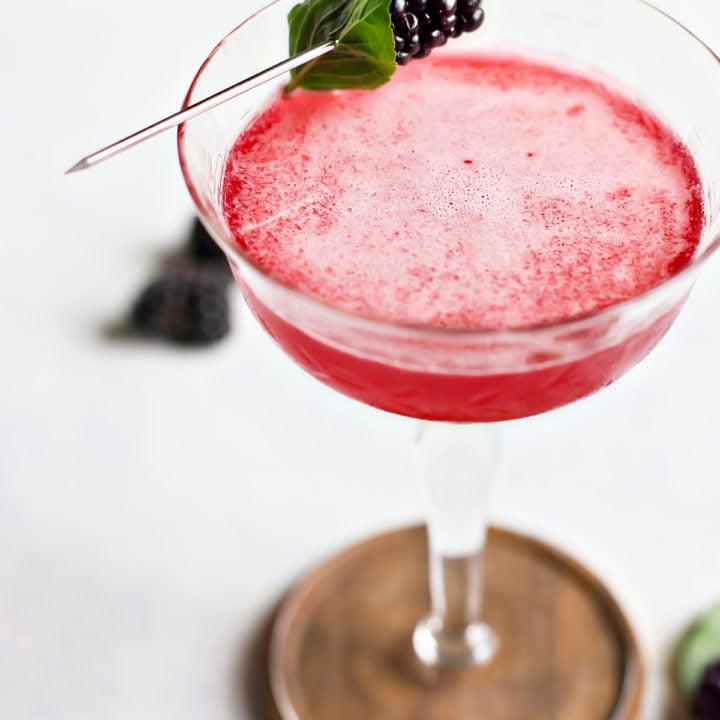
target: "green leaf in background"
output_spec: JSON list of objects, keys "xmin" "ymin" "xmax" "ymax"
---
[
  {"xmin": 286, "ymin": 0, "xmax": 396, "ymax": 92},
  {"xmin": 674, "ymin": 603, "xmax": 720, "ymax": 700}
]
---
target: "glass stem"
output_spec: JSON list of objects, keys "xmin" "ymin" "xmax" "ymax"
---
[{"xmin": 412, "ymin": 421, "xmax": 500, "ymax": 668}]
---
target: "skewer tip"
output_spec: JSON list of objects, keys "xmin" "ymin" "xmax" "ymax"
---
[{"xmin": 65, "ymin": 158, "xmax": 92, "ymax": 175}]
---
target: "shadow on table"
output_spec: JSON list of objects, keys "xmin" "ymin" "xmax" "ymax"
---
[{"xmin": 232, "ymin": 602, "xmax": 282, "ymax": 720}]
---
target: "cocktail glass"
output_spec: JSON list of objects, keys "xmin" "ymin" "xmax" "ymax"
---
[{"xmin": 178, "ymin": 0, "xmax": 720, "ymax": 716}]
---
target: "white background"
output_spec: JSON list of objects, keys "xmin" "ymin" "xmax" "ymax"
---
[{"xmin": 2, "ymin": 0, "xmax": 720, "ymax": 718}]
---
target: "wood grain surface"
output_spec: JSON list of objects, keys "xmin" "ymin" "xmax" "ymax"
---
[{"xmin": 262, "ymin": 526, "xmax": 643, "ymax": 720}]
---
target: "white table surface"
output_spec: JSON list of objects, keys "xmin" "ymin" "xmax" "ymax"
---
[{"xmin": 3, "ymin": 1, "xmax": 720, "ymax": 718}]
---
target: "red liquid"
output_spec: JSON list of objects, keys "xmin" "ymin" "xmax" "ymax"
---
[{"xmin": 222, "ymin": 54, "xmax": 703, "ymax": 420}]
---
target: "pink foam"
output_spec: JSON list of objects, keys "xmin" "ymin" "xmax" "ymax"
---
[{"xmin": 222, "ymin": 53, "xmax": 702, "ymax": 329}]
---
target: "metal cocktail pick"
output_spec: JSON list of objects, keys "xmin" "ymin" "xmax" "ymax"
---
[{"xmin": 65, "ymin": 40, "xmax": 336, "ymax": 174}]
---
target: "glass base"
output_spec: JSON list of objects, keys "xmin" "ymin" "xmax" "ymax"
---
[
  {"xmin": 412, "ymin": 615, "xmax": 498, "ymax": 667},
  {"xmin": 268, "ymin": 526, "xmax": 643, "ymax": 720}
]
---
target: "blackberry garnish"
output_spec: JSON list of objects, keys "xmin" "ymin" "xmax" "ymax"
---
[
  {"xmin": 185, "ymin": 217, "xmax": 234, "ymax": 289},
  {"xmin": 694, "ymin": 661, "xmax": 720, "ymax": 720},
  {"xmin": 391, "ymin": 0, "xmax": 483, "ymax": 64},
  {"xmin": 131, "ymin": 264, "xmax": 231, "ymax": 346},
  {"xmin": 186, "ymin": 218, "xmax": 234, "ymax": 281},
  {"xmin": 187, "ymin": 218, "xmax": 225, "ymax": 262}
]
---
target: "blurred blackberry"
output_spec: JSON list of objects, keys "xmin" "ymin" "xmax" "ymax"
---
[
  {"xmin": 694, "ymin": 661, "xmax": 720, "ymax": 720},
  {"xmin": 186, "ymin": 217, "xmax": 233, "ymax": 283},
  {"xmin": 391, "ymin": 0, "xmax": 484, "ymax": 64},
  {"xmin": 131, "ymin": 264, "xmax": 230, "ymax": 346}
]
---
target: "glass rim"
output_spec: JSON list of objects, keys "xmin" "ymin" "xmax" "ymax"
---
[{"xmin": 177, "ymin": 0, "xmax": 720, "ymax": 340}]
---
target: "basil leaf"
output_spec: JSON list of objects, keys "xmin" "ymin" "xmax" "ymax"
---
[{"xmin": 287, "ymin": 0, "xmax": 397, "ymax": 92}]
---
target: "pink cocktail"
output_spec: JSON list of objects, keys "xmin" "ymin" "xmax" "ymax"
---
[
  {"xmin": 220, "ymin": 54, "xmax": 703, "ymax": 420},
  {"xmin": 179, "ymin": 0, "xmax": 720, "ymax": 717}
]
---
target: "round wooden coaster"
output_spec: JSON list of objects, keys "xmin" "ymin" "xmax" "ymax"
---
[{"xmin": 268, "ymin": 526, "xmax": 643, "ymax": 720}]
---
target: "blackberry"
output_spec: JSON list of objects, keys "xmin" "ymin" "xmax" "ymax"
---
[
  {"xmin": 186, "ymin": 218, "xmax": 234, "ymax": 285},
  {"xmin": 391, "ymin": 0, "xmax": 483, "ymax": 64},
  {"xmin": 694, "ymin": 661, "xmax": 720, "ymax": 720},
  {"xmin": 131, "ymin": 264, "xmax": 231, "ymax": 346},
  {"xmin": 187, "ymin": 218, "xmax": 225, "ymax": 262}
]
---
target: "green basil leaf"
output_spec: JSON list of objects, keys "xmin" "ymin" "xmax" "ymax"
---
[{"xmin": 286, "ymin": 0, "xmax": 397, "ymax": 92}]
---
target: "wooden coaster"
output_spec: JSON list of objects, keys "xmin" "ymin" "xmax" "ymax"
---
[{"xmin": 267, "ymin": 526, "xmax": 643, "ymax": 720}]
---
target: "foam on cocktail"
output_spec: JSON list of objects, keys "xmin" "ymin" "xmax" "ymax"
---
[{"xmin": 222, "ymin": 54, "xmax": 701, "ymax": 331}]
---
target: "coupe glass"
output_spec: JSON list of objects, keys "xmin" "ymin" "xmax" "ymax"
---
[{"xmin": 178, "ymin": 0, "xmax": 720, "ymax": 716}]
